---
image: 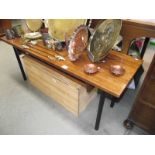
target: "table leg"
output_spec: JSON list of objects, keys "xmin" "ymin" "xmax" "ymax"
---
[
  {"xmin": 110, "ymin": 96, "xmax": 117, "ymax": 108},
  {"xmin": 13, "ymin": 47, "xmax": 27, "ymax": 81},
  {"xmin": 140, "ymin": 37, "xmax": 150, "ymax": 59},
  {"xmin": 95, "ymin": 91, "xmax": 106, "ymax": 130}
]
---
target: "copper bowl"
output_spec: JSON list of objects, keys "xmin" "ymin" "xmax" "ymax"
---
[
  {"xmin": 110, "ymin": 65, "xmax": 125, "ymax": 76},
  {"xmin": 84, "ymin": 64, "xmax": 98, "ymax": 74}
]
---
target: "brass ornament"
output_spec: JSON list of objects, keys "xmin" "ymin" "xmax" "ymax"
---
[
  {"xmin": 25, "ymin": 19, "xmax": 43, "ymax": 32},
  {"xmin": 47, "ymin": 19, "xmax": 87, "ymax": 41},
  {"xmin": 88, "ymin": 19, "xmax": 122, "ymax": 62}
]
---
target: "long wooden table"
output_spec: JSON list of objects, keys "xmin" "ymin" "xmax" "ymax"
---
[{"xmin": 0, "ymin": 36, "xmax": 142, "ymax": 130}]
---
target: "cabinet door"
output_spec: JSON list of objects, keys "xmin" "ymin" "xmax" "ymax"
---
[
  {"xmin": 140, "ymin": 64, "xmax": 155, "ymax": 107},
  {"xmin": 129, "ymin": 55, "xmax": 155, "ymax": 134}
]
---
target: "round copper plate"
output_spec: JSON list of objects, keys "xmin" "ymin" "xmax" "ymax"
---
[
  {"xmin": 68, "ymin": 25, "xmax": 88, "ymax": 61},
  {"xmin": 84, "ymin": 64, "xmax": 98, "ymax": 74},
  {"xmin": 110, "ymin": 65, "xmax": 125, "ymax": 76},
  {"xmin": 88, "ymin": 19, "xmax": 122, "ymax": 62}
]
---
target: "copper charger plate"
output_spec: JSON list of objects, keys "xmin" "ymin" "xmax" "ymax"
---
[
  {"xmin": 68, "ymin": 25, "xmax": 89, "ymax": 61},
  {"xmin": 87, "ymin": 19, "xmax": 122, "ymax": 62}
]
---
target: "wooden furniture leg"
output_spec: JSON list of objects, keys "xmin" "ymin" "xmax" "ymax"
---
[{"xmin": 121, "ymin": 38, "xmax": 131, "ymax": 54}]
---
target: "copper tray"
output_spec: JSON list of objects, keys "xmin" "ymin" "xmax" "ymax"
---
[
  {"xmin": 87, "ymin": 19, "xmax": 122, "ymax": 62},
  {"xmin": 68, "ymin": 25, "xmax": 88, "ymax": 61}
]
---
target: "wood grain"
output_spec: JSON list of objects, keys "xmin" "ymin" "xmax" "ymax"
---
[
  {"xmin": 0, "ymin": 36, "xmax": 142, "ymax": 97},
  {"xmin": 127, "ymin": 55, "xmax": 155, "ymax": 134},
  {"xmin": 23, "ymin": 56, "xmax": 97, "ymax": 116}
]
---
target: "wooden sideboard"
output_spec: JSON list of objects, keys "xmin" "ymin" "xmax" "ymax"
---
[
  {"xmin": 124, "ymin": 54, "xmax": 155, "ymax": 134},
  {"xmin": 0, "ymin": 19, "xmax": 12, "ymax": 36}
]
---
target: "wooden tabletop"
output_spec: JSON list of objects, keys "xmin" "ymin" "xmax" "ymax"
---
[{"xmin": 0, "ymin": 36, "xmax": 142, "ymax": 97}]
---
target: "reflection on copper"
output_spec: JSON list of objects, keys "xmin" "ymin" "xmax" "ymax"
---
[
  {"xmin": 84, "ymin": 64, "xmax": 98, "ymax": 74},
  {"xmin": 110, "ymin": 65, "xmax": 125, "ymax": 76},
  {"xmin": 68, "ymin": 25, "xmax": 88, "ymax": 61}
]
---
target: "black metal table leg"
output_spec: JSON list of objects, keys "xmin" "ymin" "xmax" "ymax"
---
[
  {"xmin": 13, "ymin": 47, "xmax": 27, "ymax": 81},
  {"xmin": 140, "ymin": 37, "xmax": 150, "ymax": 59},
  {"xmin": 95, "ymin": 91, "xmax": 106, "ymax": 130},
  {"xmin": 110, "ymin": 97, "xmax": 117, "ymax": 108}
]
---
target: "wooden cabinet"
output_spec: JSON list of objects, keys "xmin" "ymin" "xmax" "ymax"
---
[
  {"xmin": 0, "ymin": 19, "xmax": 12, "ymax": 36},
  {"xmin": 23, "ymin": 56, "xmax": 97, "ymax": 116},
  {"xmin": 124, "ymin": 54, "xmax": 155, "ymax": 134}
]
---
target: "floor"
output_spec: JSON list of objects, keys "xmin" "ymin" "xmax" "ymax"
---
[{"xmin": 0, "ymin": 40, "xmax": 154, "ymax": 135}]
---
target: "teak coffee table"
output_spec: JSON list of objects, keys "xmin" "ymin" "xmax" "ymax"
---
[{"xmin": 0, "ymin": 36, "xmax": 142, "ymax": 130}]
